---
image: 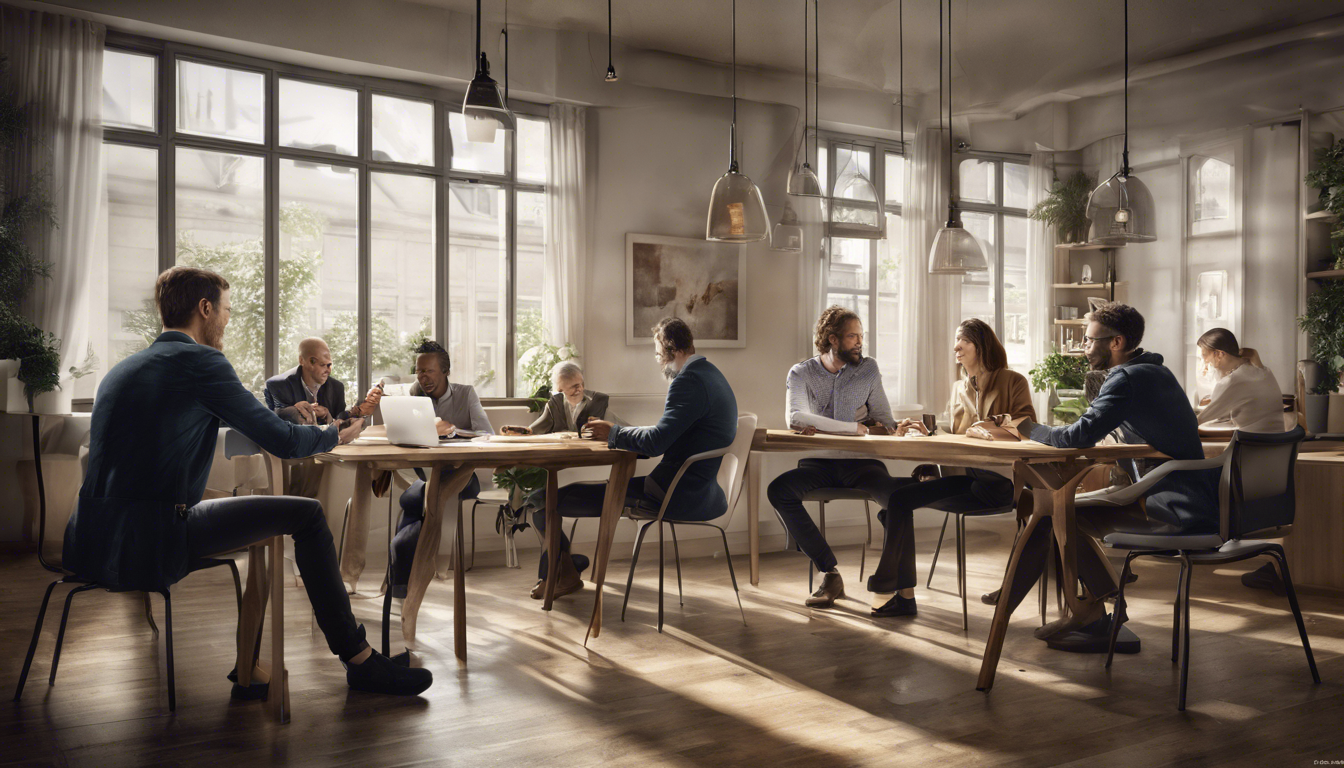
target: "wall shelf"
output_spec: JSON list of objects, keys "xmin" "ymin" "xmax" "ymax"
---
[
  {"xmin": 1053, "ymin": 319, "xmax": 1087, "ymax": 326},
  {"xmin": 1307, "ymin": 269, "xmax": 1344, "ymax": 280},
  {"xmin": 1056, "ymin": 243, "xmax": 1120, "ymax": 251},
  {"xmin": 1053, "ymin": 282, "xmax": 1129, "ymax": 289},
  {"xmin": 1305, "ymin": 209, "xmax": 1337, "ymax": 222}
]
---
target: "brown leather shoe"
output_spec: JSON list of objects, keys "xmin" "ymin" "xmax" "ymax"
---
[
  {"xmin": 530, "ymin": 554, "xmax": 584, "ymax": 600},
  {"xmin": 805, "ymin": 571, "xmax": 845, "ymax": 608}
]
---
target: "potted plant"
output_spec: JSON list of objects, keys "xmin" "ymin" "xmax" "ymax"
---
[
  {"xmin": 489, "ymin": 465, "xmax": 547, "ymax": 568},
  {"xmin": 1029, "ymin": 349, "xmax": 1088, "ymax": 424},
  {"xmin": 1298, "ymin": 279, "xmax": 1344, "ymax": 432},
  {"xmin": 1028, "ymin": 171, "xmax": 1095, "ymax": 245},
  {"xmin": 1306, "ymin": 138, "xmax": 1344, "ymax": 217}
]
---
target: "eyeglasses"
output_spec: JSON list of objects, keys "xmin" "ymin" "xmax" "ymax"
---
[{"xmin": 1083, "ymin": 334, "xmax": 1117, "ymax": 346}]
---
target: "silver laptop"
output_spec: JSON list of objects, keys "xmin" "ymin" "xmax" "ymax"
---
[{"xmin": 380, "ymin": 395, "xmax": 440, "ymax": 448}]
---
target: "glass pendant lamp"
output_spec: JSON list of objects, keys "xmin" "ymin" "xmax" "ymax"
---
[
  {"xmin": 463, "ymin": 0, "xmax": 515, "ymax": 143},
  {"xmin": 829, "ymin": 144, "xmax": 885, "ymax": 239},
  {"xmin": 928, "ymin": 0, "xmax": 987, "ymax": 274},
  {"xmin": 706, "ymin": 0, "xmax": 769, "ymax": 242},
  {"xmin": 770, "ymin": 200, "xmax": 804, "ymax": 251},
  {"xmin": 1085, "ymin": 0, "xmax": 1156, "ymax": 244},
  {"xmin": 787, "ymin": 0, "xmax": 822, "ymax": 197}
]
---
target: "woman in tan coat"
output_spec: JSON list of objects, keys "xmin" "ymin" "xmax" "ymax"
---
[{"xmin": 864, "ymin": 318, "xmax": 1036, "ymax": 617}]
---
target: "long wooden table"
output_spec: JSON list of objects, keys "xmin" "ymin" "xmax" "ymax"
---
[
  {"xmin": 744, "ymin": 429, "xmax": 1172, "ymax": 692},
  {"xmin": 316, "ymin": 430, "xmax": 638, "ymax": 662}
]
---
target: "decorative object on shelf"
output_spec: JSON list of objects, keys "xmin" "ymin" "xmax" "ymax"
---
[
  {"xmin": 604, "ymin": 0, "xmax": 618, "ymax": 82},
  {"xmin": 1028, "ymin": 170, "xmax": 1095, "ymax": 245},
  {"xmin": 706, "ymin": 0, "xmax": 768, "ymax": 242},
  {"xmin": 1330, "ymin": 391, "xmax": 1344, "ymax": 434},
  {"xmin": 463, "ymin": 0, "xmax": 515, "ymax": 143},
  {"xmin": 1029, "ymin": 349, "xmax": 1087, "ymax": 424},
  {"xmin": 928, "ymin": 0, "xmax": 987, "ymax": 273},
  {"xmin": 1080, "ymin": 264, "xmax": 1093, "ymax": 284},
  {"xmin": 1305, "ymin": 391, "xmax": 1330, "ymax": 434},
  {"xmin": 627, "ymin": 234, "xmax": 746, "ymax": 348},
  {"xmin": 786, "ymin": 0, "xmax": 821, "ymax": 197},
  {"xmin": 1085, "ymin": 0, "xmax": 1156, "ymax": 245},
  {"xmin": 770, "ymin": 200, "xmax": 804, "ymax": 252}
]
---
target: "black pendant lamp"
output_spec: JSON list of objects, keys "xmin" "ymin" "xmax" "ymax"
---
[
  {"xmin": 786, "ymin": 0, "xmax": 821, "ymax": 197},
  {"xmin": 706, "ymin": 0, "xmax": 769, "ymax": 242},
  {"xmin": 464, "ymin": 0, "xmax": 515, "ymax": 143},
  {"xmin": 1085, "ymin": 0, "xmax": 1155, "ymax": 244},
  {"xmin": 605, "ymin": 0, "xmax": 618, "ymax": 81},
  {"xmin": 927, "ymin": 0, "xmax": 987, "ymax": 274}
]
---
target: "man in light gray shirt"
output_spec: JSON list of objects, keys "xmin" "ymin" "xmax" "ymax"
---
[
  {"xmin": 386, "ymin": 340, "xmax": 493, "ymax": 596},
  {"xmin": 768, "ymin": 306, "xmax": 913, "ymax": 612}
]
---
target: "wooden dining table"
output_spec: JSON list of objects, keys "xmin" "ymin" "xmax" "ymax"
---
[
  {"xmin": 743, "ymin": 429, "xmax": 1173, "ymax": 692},
  {"xmin": 315, "ymin": 427, "xmax": 638, "ymax": 662}
]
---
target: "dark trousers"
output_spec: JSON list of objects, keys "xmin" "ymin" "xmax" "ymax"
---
[
  {"xmin": 866, "ymin": 474, "xmax": 1014, "ymax": 593},
  {"xmin": 390, "ymin": 473, "xmax": 482, "ymax": 590},
  {"xmin": 528, "ymin": 476, "xmax": 677, "ymax": 580},
  {"xmin": 767, "ymin": 459, "xmax": 911, "ymax": 578},
  {"xmin": 185, "ymin": 495, "xmax": 366, "ymax": 660}
]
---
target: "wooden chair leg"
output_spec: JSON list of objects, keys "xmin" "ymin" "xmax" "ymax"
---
[{"xmin": 860, "ymin": 501, "xmax": 871, "ymax": 582}]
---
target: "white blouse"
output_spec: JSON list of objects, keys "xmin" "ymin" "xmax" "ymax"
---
[{"xmin": 1197, "ymin": 363, "xmax": 1285, "ymax": 433}]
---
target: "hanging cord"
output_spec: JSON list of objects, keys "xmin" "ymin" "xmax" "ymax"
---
[
  {"xmin": 796, "ymin": 0, "xmax": 807, "ymax": 165},
  {"xmin": 813, "ymin": 0, "xmax": 819, "ymax": 164},
  {"xmin": 475, "ymin": 0, "xmax": 482, "ymax": 61},
  {"xmin": 898, "ymin": 0, "xmax": 903, "ymax": 151},
  {"xmin": 503, "ymin": 0, "xmax": 509, "ymax": 101},
  {"xmin": 940, "ymin": 0, "xmax": 948, "ymax": 222},
  {"xmin": 608, "ymin": 0, "xmax": 614, "ymax": 71},
  {"xmin": 730, "ymin": 0, "xmax": 738, "ymax": 169},
  {"xmin": 1121, "ymin": 0, "xmax": 1130, "ymax": 174}
]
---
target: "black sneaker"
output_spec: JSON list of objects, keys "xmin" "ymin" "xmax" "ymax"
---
[
  {"xmin": 345, "ymin": 650, "xmax": 433, "ymax": 695},
  {"xmin": 872, "ymin": 594, "xmax": 917, "ymax": 617}
]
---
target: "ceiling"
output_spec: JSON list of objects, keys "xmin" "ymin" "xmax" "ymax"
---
[{"xmin": 411, "ymin": 0, "xmax": 1344, "ymax": 115}]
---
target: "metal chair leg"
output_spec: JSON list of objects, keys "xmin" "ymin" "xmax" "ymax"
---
[
  {"xmin": 1270, "ymin": 548, "xmax": 1321, "ymax": 683},
  {"xmin": 620, "ymin": 522, "xmax": 654, "ymax": 622},
  {"xmin": 670, "ymin": 523, "xmax": 684, "ymax": 607},
  {"xmin": 860, "ymin": 501, "xmax": 871, "ymax": 582},
  {"xmin": 927, "ymin": 512, "xmax": 950, "ymax": 588},
  {"xmin": 1177, "ymin": 554, "xmax": 1193, "ymax": 711},
  {"xmin": 337, "ymin": 497, "xmax": 352, "ymax": 571},
  {"xmin": 957, "ymin": 515, "xmax": 968, "ymax": 631},
  {"xmin": 1105, "ymin": 552, "xmax": 1137, "ymax": 668},
  {"xmin": 143, "ymin": 592, "xmax": 159, "ymax": 635},
  {"xmin": 715, "ymin": 526, "xmax": 747, "ymax": 626},
  {"xmin": 657, "ymin": 522, "xmax": 666, "ymax": 633},
  {"xmin": 467, "ymin": 501, "xmax": 481, "ymax": 572},
  {"xmin": 1172, "ymin": 559, "xmax": 1187, "ymax": 663},
  {"xmin": 48, "ymin": 583, "xmax": 98, "ymax": 685},
  {"xmin": 164, "ymin": 591, "xmax": 176, "ymax": 712},
  {"xmin": 13, "ymin": 578, "xmax": 60, "ymax": 702},
  {"xmin": 382, "ymin": 586, "xmax": 394, "ymax": 657}
]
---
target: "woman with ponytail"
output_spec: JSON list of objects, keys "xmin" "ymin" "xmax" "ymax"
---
[{"xmin": 1195, "ymin": 327, "xmax": 1285, "ymax": 433}]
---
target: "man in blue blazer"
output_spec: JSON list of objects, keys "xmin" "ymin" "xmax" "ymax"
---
[
  {"xmin": 63, "ymin": 266, "xmax": 431, "ymax": 696},
  {"xmin": 527, "ymin": 317, "xmax": 738, "ymax": 599},
  {"xmin": 264, "ymin": 338, "xmax": 379, "ymax": 426}
]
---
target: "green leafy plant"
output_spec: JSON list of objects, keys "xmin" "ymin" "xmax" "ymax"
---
[
  {"xmin": 1298, "ymin": 280, "xmax": 1344, "ymax": 393},
  {"xmin": 1028, "ymin": 349, "xmax": 1088, "ymax": 393},
  {"xmin": 1028, "ymin": 171, "xmax": 1094, "ymax": 244},
  {"xmin": 1306, "ymin": 139, "xmax": 1344, "ymax": 217},
  {"xmin": 515, "ymin": 309, "xmax": 577, "ymax": 412},
  {"xmin": 1052, "ymin": 396, "xmax": 1089, "ymax": 425},
  {"xmin": 492, "ymin": 465, "xmax": 547, "ymax": 505}
]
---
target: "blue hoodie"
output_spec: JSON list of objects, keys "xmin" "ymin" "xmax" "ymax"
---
[{"xmin": 1025, "ymin": 350, "xmax": 1219, "ymax": 533}]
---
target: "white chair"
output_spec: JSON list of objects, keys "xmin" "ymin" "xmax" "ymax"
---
[{"xmin": 619, "ymin": 413, "xmax": 758, "ymax": 632}]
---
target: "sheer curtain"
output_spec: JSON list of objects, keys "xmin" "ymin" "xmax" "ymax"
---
[
  {"xmin": 1, "ymin": 8, "xmax": 104, "ymax": 390},
  {"xmin": 543, "ymin": 104, "xmax": 587, "ymax": 355},
  {"xmin": 795, "ymin": 195, "xmax": 826, "ymax": 360},
  {"xmin": 1025, "ymin": 152, "xmax": 1056, "ymax": 417},
  {"xmin": 894, "ymin": 122, "xmax": 958, "ymax": 416}
]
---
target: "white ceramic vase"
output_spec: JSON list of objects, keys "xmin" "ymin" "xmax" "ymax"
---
[{"xmin": 6, "ymin": 376, "xmax": 29, "ymax": 413}]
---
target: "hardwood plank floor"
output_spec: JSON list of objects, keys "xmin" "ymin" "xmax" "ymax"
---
[{"xmin": 3, "ymin": 516, "xmax": 1342, "ymax": 767}]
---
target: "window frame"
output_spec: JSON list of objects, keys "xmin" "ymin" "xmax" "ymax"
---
[
  {"xmin": 817, "ymin": 130, "xmax": 905, "ymax": 363},
  {"xmin": 99, "ymin": 31, "xmax": 548, "ymax": 403},
  {"xmin": 956, "ymin": 151, "xmax": 1030, "ymax": 342}
]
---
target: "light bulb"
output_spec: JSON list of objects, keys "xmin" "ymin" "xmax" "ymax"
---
[
  {"xmin": 1114, "ymin": 207, "xmax": 1131, "ymax": 224},
  {"xmin": 465, "ymin": 113, "xmax": 500, "ymax": 143}
]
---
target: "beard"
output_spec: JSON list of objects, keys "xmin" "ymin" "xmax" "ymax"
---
[
  {"xmin": 837, "ymin": 346, "xmax": 863, "ymax": 366},
  {"xmin": 661, "ymin": 362, "xmax": 678, "ymax": 381},
  {"xmin": 202, "ymin": 316, "xmax": 226, "ymax": 351},
  {"xmin": 1086, "ymin": 345, "xmax": 1112, "ymax": 371}
]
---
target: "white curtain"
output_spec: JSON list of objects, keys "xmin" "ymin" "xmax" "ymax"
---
[
  {"xmin": 795, "ymin": 195, "xmax": 826, "ymax": 361},
  {"xmin": 543, "ymin": 103, "xmax": 587, "ymax": 355},
  {"xmin": 894, "ymin": 122, "xmax": 959, "ymax": 416},
  {"xmin": 1, "ymin": 8, "xmax": 104, "ymax": 382},
  {"xmin": 1025, "ymin": 152, "xmax": 1056, "ymax": 418}
]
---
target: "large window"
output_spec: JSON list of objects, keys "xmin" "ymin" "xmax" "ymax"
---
[
  {"xmin": 94, "ymin": 38, "xmax": 548, "ymax": 401},
  {"xmin": 957, "ymin": 154, "xmax": 1030, "ymax": 373},
  {"xmin": 817, "ymin": 135, "xmax": 904, "ymax": 392}
]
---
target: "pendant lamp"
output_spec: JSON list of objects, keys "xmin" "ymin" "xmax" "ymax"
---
[
  {"xmin": 463, "ymin": 0, "xmax": 515, "ymax": 144},
  {"xmin": 787, "ymin": 0, "xmax": 821, "ymax": 197},
  {"xmin": 706, "ymin": 0, "xmax": 769, "ymax": 243},
  {"xmin": 824, "ymin": 22, "xmax": 883, "ymax": 238},
  {"xmin": 1085, "ymin": 0, "xmax": 1155, "ymax": 244},
  {"xmin": 770, "ymin": 199, "xmax": 804, "ymax": 251},
  {"xmin": 928, "ymin": 0, "xmax": 987, "ymax": 274},
  {"xmin": 605, "ymin": 0, "xmax": 618, "ymax": 81}
]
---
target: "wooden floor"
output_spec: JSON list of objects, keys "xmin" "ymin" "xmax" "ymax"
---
[{"xmin": 3, "ymin": 516, "xmax": 1343, "ymax": 767}]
